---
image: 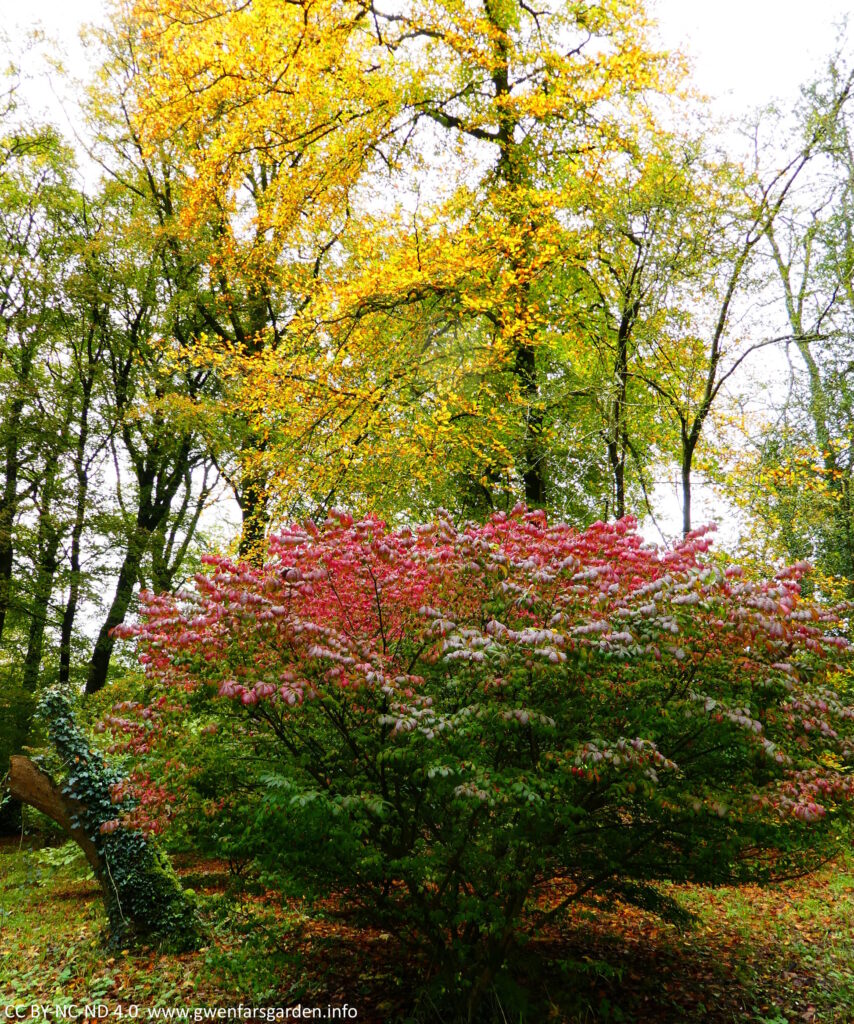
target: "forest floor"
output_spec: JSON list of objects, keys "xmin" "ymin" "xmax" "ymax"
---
[{"xmin": 1, "ymin": 838, "xmax": 852, "ymax": 1023}]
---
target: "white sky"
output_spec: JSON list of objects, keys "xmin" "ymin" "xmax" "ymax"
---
[
  {"xmin": 5, "ymin": 0, "xmax": 853, "ymax": 542},
  {"xmin": 8, "ymin": 0, "xmax": 852, "ymax": 117},
  {"xmin": 654, "ymin": 0, "xmax": 850, "ymax": 112}
]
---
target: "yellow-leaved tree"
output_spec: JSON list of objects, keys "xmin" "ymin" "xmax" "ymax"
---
[{"xmin": 107, "ymin": 0, "xmax": 685, "ymax": 533}]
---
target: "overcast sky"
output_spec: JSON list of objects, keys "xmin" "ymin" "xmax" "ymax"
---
[
  {"xmin": 8, "ymin": 0, "xmax": 852, "ymax": 121},
  {"xmin": 654, "ymin": 0, "xmax": 849, "ymax": 110}
]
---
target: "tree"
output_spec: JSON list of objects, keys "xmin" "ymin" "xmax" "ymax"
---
[
  {"xmin": 88, "ymin": 0, "xmax": 407, "ymax": 550},
  {"xmin": 81, "ymin": 182, "xmax": 220, "ymax": 694},
  {"xmin": 103, "ymin": 0, "xmax": 682, "ymax": 527},
  {"xmin": 0, "ymin": 80, "xmax": 220, "ymax": 723},
  {"xmin": 630, "ymin": 125, "xmax": 854, "ymax": 536},
  {"xmin": 561, "ymin": 129, "xmax": 733, "ymax": 523},
  {"xmin": 755, "ymin": 55, "xmax": 854, "ymax": 592},
  {"xmin": 0, "ymin": 117, "xmax": 92, "ymax": 808},
  {"xmin": 0, "ymin": 122, "xmax": 79, "ymax": 648},
  {"xmin": 113, "ymin": 507, "xmax": 853, "ymax": 1016}
]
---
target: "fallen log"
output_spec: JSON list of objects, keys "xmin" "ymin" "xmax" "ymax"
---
[
  {"xmin": 5, "ymin": 689, "xmax": 198, "ymax": 950},
  {"xmin": 8, "ymin": 754, "xmax": 106, "ymax": 882}
]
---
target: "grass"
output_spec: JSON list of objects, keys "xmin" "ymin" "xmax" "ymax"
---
[{"xmin": 1, "ymin": 837, "xmax": 853, "ymax": 1022}]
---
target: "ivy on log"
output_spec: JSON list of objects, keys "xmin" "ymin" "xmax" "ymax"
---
[{"xmin": 7, "ymin": 688, "xmax": 198, "ymax": 950}]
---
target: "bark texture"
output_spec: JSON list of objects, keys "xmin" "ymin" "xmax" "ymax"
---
[{"xmin": 8, "ymin": 755, "xmax": 107, "ymax": 887}]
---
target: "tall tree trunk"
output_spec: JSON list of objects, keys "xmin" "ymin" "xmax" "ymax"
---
[
  {"xmin": 681, "ymin": 436, "xmax": 697, "ymax": 537},
  {"xmin": 85, "ymin": 522, "xmax": 150, "ymax": 695},
  {"xmin": 59, "ymin": 380, "xmax": 93, "ymax": 685},
  {"xmin": 22, "ymin": 467, "xmax": 62, "ymax": 695},
  {"xmin": 606, "ymin": 306, "xmax": 635, "ymax": 520},
  {"xmin": 0, "ymin": 338, "xmax": 36, "ymax": 645},
  {"xmin": 150, "ymin": 465, "xmax": 214, "ymax": 591},
  {"xmin": 514, "ymin": 344, "xmax": 546, "ymax": 507},
  {"xmin": 484, "ymin": 0, "xmax": 547, "ymax": 509},
  {"xmin": 86, "ymin": 441, "xmax": 193, "ymax": 694},
  {"xmin": 2, "ymin": 389, "xmax": 65, "ymax": 833},
  {"xmin": 0, "ymin": 393, "xmax": 25, "ymax": 644},
  {"xmin": 237, "ymin": 475, "xmax": 269, "ymax": 562},
  {"xmin": 681, "ymin": 460, "xmax": 692, "ymax": 537}
]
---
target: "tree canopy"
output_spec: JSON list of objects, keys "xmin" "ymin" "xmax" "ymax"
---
[{"xmin": 1, "ymin": 5, "xmax": 854, "ymax": 1018}]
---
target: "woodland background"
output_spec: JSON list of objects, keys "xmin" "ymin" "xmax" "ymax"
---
[{"xmin": 1, "ymin": 1, "xmax": 854, "ymax": 1020}]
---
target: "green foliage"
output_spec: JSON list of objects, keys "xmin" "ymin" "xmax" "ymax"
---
[
  {"xmin": 39, "ymin": 687, "xmax": 198, "ymax": 950},
  {"xmin": 31, "ymin": 842, "xmax": 89, "ymax": 876},
  {"xmin": 115, "ymin": 511, "xmax": 854, "ymax": 1018},
  {"xmin": 0, "ymin": 668, "xmax": 32, "ymax": 764}
]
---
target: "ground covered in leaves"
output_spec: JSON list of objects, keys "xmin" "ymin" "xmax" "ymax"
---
[{"xmin": 1, "ymin": 837, "xmax": 852, "ymax": 1022}]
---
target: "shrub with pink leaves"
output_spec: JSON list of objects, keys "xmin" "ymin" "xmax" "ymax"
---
[{"xmin": 112, "ymin": 506, "xmax": 854, "ymax": 1008}]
